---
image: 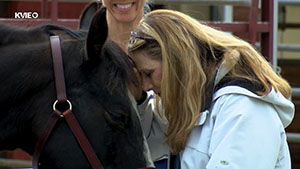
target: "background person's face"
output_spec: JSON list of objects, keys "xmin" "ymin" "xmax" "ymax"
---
[
  {"xmin": 102, "ymin": 0, "xmax": 145, "ymax": 23},
  {"xmin": 131, "ymin": 52, "xmax": 162, "ymax": 96}
]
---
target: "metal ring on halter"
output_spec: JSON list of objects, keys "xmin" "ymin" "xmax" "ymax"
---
[{"xmin": 52, "ymin": 100, "xmax": 72, "ymax": 112}]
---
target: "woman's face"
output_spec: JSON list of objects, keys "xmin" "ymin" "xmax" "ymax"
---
[
  {"xmin": 131, "ymin": 52, "xmax": 162, "ymax": 96},
  {"xmin": 102, "ymin": 0, "xmax": 146, "ymax": 23}
]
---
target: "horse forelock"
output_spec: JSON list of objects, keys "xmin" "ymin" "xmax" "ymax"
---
[
  {"xmin": 80, "ymin": 39, "xmax": 140, "ymax": 131},
  {"xmin": 100, "ymin": 40, "xmax": 138, "ymax": 92}
]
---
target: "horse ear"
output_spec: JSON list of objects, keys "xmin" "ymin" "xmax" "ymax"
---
[
  {"xmin": 79, "ymin": 1, "xmax": 102, "ymax": 30},
  {"xmin": 86, "ymin": 7, "xmax": 107, "ymax": 61}
]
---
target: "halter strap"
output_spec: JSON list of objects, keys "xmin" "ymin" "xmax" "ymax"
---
[
  {"xmin": 33, "ymin": 35, "xmax": 103, "ymax": 169},
  {"xmin": 51, "ymin": 35, "xmax": 67, "ymax": 102}
]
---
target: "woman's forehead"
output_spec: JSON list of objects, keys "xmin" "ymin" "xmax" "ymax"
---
[{"xmin": 135, "ymin": 56, "xmax": 160, "ymax": 71}]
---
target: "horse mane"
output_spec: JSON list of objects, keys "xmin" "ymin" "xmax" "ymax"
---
[
  {"xmin": 0, "ymin": 24, "xmax": 47, "ymax": 45},
  {"xmin": 0, "ymin": 24, "xmax": 83, "ymax": 46},
  {"xmin": 39, "ymin": 24, "xmax": 84, "ymax": 39}
]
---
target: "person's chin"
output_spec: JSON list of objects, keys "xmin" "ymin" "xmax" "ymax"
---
[{"xmin": 115, "ymin": 14, "xmax": 137, "ymax": 23}]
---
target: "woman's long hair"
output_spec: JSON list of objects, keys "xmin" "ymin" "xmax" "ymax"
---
[{"xmin": 129, "ymin": 9, "xmax": 291, "ymax": 154}]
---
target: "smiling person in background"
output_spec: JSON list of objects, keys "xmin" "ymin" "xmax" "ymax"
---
[
  {"xmin": 103, "ymin": 0, "xmax": 148, "ymax": 51},
  {"xmin": 101, "ymin": 1, "xmax": 169, "ymax": 168}
]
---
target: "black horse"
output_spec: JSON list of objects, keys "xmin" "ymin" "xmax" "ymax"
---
[{"xmin": 0, "ymin": 7, "xmax": 153, "ymax": 169}]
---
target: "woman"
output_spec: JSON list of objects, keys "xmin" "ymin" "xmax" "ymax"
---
[
  {"xmin": 128, "ymin": 9, "xmax": 295, "ymax": 169},
  {"xmin": 103, "ymin": 0, "xmax": 148, "ymax": 51},
  {"xmin": 102, "ymin": 0, "xmax": 169, "ymax": 168}
]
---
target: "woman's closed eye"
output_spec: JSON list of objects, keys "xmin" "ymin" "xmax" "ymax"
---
[{"xmin": 142, "ymin": 70, "xmax": 152, "ymax": 77}]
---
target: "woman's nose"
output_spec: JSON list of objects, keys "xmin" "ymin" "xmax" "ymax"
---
[{"xmin": 143, "ymin": 80, "xmax": 153, "ymax": 91}]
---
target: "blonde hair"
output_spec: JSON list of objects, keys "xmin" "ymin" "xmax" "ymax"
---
[{"xmin": 129, "ymin": 9, "xmax": 291, "ymax": 154}]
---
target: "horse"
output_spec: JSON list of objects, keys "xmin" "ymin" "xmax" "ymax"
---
[{"xmin": 0, "ymin": 7, "xmax": 154, "ymax": 169}]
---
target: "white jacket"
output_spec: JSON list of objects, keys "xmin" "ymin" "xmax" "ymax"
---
[{"xmin": 179, "ymin": 86, "xmax": 295, "ymax": 169}]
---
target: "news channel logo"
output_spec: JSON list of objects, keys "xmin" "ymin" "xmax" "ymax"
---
[{"xmin": 14, "ymin": 12, "xmax": 39, "ymax": 19}]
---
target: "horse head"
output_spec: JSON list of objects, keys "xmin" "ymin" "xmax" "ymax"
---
[{"xmin": 0, "ymin": 7, "xmax": 152, "ymax": 169}]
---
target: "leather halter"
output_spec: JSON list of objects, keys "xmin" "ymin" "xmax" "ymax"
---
[
  {"xmin": 33, "ymin": 35, "xmax": 104, "ymax": 169},
  {"xmin": 32, "ymin": 36, "xmax": 156, "ymax": 169}
]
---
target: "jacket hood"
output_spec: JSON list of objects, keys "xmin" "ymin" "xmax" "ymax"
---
[{"xmin": 213, "ymin": 86, "xmax": 295, "ymax": 128}]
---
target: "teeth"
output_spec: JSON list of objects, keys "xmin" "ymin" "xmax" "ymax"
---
[{"xmin": 116, "ymin": 3, "xmax": 133, "ymax": 9}]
